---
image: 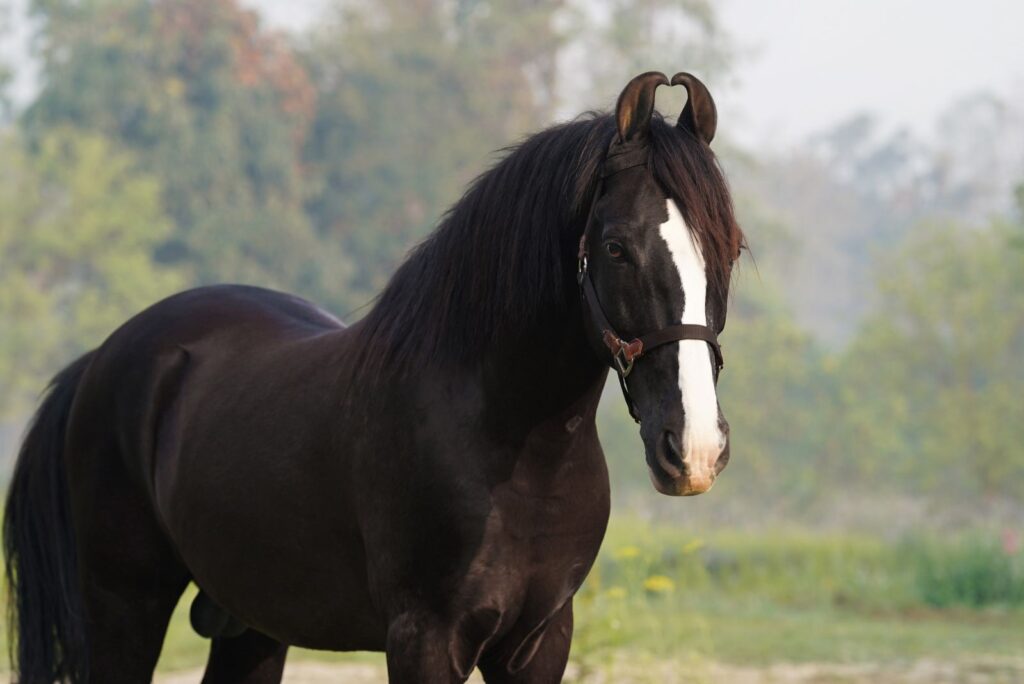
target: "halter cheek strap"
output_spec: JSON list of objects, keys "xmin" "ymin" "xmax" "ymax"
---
[{"xmin": 577, "ymin": 142, "xmax": 724, "ymax": 424}]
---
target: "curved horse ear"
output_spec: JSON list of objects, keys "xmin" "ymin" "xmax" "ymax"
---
[
  {"xmin": 671, "ymin": 72, "xmax": 717, "ymax": 144},
  {"xmin": 615, "ymin": 71, "xmax": 669, "ymax": 144}
]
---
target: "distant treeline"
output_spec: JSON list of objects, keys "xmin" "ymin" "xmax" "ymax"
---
[{"xmin": 1, "ymin": 0, "xmax": 1021, "ymax": 518}]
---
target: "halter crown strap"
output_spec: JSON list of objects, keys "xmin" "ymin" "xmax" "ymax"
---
[{"xmin": 601, "ymin": 144, "xmax": 649, "ymax": 177}]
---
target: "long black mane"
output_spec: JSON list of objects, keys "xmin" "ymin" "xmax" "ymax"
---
[{"xmin": 356, "ymin": 113, "xmax": 742, "ymax": 373}]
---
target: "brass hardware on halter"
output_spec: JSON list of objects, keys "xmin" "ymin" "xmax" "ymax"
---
[
  {"xmin": 613, "ymin": 350, "xmax": 634, "ymax": 377},
  {"xmin": 602, "ymin": 330, "xmax": 644, "ymax": 377}
]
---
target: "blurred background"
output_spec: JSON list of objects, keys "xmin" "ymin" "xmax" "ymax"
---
[{"xmin": 1, "ymin": 0, "xmax": 1022, "ymax": 681}]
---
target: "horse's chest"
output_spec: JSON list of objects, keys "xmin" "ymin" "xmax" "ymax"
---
[
  {"xmin": 450, "ymin": 474, "xmax": 606, "ymax": 667},
  {"xmin": 492, "ymin": 484, "xmax": 604, "ymax": 558},
  {"xmin": 475, "ymin": 464, "xmax": 609, "ymax": 609}
]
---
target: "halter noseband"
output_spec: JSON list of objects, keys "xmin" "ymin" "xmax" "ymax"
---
[{"xmin": 577, "ymin": 141, "xmax": 724, "ymax": 424}]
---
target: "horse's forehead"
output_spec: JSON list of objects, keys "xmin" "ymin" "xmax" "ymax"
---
[{"xmin": 598, "ymin": 170, "xmax": 667, "ymax": 227}]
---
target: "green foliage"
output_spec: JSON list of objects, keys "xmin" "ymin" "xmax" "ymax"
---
[
  {"xmin": 836, "ymin": 220, "xmax": 1024, "ymax": 499},
  {"xmin": 717, "ymin": 280, "xmax": 836, "ymax": 495},
  {"xmin": 1014, "ymin": 182, "xmax": 1024, "ymax": 250},
  {"xmin": 909, "ymin": 535, "xmax": 1024, "ymax": 608},
  {"xmin": 302, "ymin": 0, "xmax": 570, "ymax": 298},
  {"xmin": 0, "ymin": 3, "xmax": 11, "ymax": 119},
  {"xmin": 0, "ymin": 129, "xmax": 184, "ymax": 416},
  {"xmin": 24, "ymin": 0, "xmax": 350, "ymax": 309},
  {"xmin": 570, "ymin": 517, "xmax": 1024, "ymax": 672},
  {"xmin": 587, "ymin": 517, "xmax": 907, "ymax": 612}
]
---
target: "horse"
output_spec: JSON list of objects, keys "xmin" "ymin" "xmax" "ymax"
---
[{"xmin": 4, "ymin": 71, "xmax": 744, "ymax": 683}]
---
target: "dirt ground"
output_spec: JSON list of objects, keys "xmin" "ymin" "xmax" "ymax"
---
[{"xmin": 156, "ymin": 656, "xmax": 1024, "ymax": 683}]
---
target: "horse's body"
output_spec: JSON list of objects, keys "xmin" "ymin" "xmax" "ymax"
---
[
  {"xmin": 61, "ymin": 282, "xmax": 608, "ymax": 679},
  {"xmin": 5, "ymin": 72, "xmax": 743, "ymax": 683}
]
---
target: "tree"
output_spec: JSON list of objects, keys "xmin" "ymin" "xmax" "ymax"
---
[
  {"xmin": 24, "ymin": 0, "xmax": 350, "ymax": 310},
  {"xmin": 0, "ymin": 1, "xmax": 11, "ymax": 119},
  {"xmin": 302, "ymin": 0, "xmax": 571, "ymax": 299},
  {"xmin": 0, "ymin": 129, "xmax": 184, "ymax": 417},
  {"xmin": 836, "ymin": 220, "xmax": 1024, "ymax": 501}
]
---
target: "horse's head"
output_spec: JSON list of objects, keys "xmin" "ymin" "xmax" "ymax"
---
[{"xmin": 580, "ymin": 72, "xmax": 742, "ymax": 497}]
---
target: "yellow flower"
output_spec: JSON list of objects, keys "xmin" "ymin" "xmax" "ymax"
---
[
  {"xmin": 643, "ymin": 575, "xmax": 676, "ymax": 594},
  {"xmin": 606, "ymin": 586, "xmax": 627, "ymax": 600},
  {"xmin": 614, "ymin": 545, "xmax": 641, "ymax": 560},
  {"xmin": 682, "ymin": 538, "xmax": 705, "ymax": 554}
]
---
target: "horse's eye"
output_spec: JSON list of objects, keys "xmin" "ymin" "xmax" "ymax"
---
[{"xmin": 605, "ymin": 241, "xmax": 625, "ymax": 260}]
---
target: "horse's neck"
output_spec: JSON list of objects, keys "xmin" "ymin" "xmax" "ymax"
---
[{"xmin": 477, "ymin": 297, "xmax": 608, "ymax": 446}]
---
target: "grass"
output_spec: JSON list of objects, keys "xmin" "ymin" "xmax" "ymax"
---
[
  {"xmin": 567, "ymin": 518, "xmax": 1024, "ymax": 673},
  {"xmin": 908, "ymin": 535, "xmax": 1024, "ymax": 608}
]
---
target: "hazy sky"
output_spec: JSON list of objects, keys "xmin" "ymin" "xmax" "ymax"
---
[
  {"xmin": 4, "ymin": 0, "xmax": 1023, "ymax": 148},
  {"xmin": 718, "ymin": 0, "xmax": 1024, "ymax": 147}
]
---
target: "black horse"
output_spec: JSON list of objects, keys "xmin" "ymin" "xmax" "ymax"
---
[{"xmin": 4, "ymin": 71, "xmax": 744, "ymax": 683}]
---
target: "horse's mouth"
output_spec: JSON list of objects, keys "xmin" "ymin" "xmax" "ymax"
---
[
  {"xmin": 645, "ymin": 431, "xmax": 727, "ymax": 497},
  {"xmin": 648, "ymin": 465, "xmax": 716, "ymax": 496}
]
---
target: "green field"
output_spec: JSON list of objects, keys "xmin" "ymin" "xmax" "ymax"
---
[
  {"xmin": 5, "ymin": 516, "xmax": 1023, "ymax": 681},
  {"xmin": 571, "ymin": 518, "xmax": 1024, "ymax": 667}
]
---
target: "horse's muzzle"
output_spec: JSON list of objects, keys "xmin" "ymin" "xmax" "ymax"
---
[{"xmin": 647, "ymin": 428, "xmax": 729, "ymax": 496}]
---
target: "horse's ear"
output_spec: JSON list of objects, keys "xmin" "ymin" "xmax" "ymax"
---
[
  {"xmin": 671, "ymin": 72, "xmax": 717, "ymax": 144},
  {"xmin": 615, "ymin": 71, "xmax": 669, "ymax": 143}
]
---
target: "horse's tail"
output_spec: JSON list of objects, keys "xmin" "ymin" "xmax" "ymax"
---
[{"xmin": 4, "ymin": 352, "xmax": 94, "ymax": 684}]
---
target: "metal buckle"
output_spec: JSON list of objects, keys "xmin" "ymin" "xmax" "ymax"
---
[{"xmin": 613, "ymin": 349, "xmax": 635, "ymax": 377}]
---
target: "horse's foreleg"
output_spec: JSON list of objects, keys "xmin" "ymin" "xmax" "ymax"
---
[
  {"xmin": 386, "ymin": 608, "xmax": 501, "ymax": 684},
  {"xmin": 385, "ymin": 612, "xmax": 456, "ymax": 683},
  {"xmin": 200, "ymin": 629, "xmax": 289, "ymax": 684},
  {"xmin": 478, "ymin": 601, "xmax": 574, "ymax": 684}
]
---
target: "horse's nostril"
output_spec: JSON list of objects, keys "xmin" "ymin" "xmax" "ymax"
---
[
  {"xmin": 656, "ymin": 431, "xmax": 685, "ymax": 480},
  {"xmin": 666, "ymin": 432, "xmax": 682, "ymax": 462}
]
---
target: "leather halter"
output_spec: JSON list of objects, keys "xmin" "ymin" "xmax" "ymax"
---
[{"xmin": 577, "ymin": 141, "xmax": 724, "ymax": 423}]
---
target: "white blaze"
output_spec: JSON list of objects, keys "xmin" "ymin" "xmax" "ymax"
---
[{"xmin": 659, "ymin": 199, "xmax": 724, "ymax": 492}]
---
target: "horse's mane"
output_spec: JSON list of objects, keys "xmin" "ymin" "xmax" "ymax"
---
[{"xmin": 355, "ymin": 113, "xmax": 743, "ymax": 374}]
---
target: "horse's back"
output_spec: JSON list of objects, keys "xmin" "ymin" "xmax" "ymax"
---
[
  {"xmin": 71, "ymin": 284, "xmax": 351, "ymax": 474},
  {"xmin": 118, "ymin": 284, "xmax": 346, "ymax": 346}
]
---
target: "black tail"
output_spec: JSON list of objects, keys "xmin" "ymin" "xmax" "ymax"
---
[{"xmin": 4, "ymin": 353, "xmax": 94, "ymax": 684}]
